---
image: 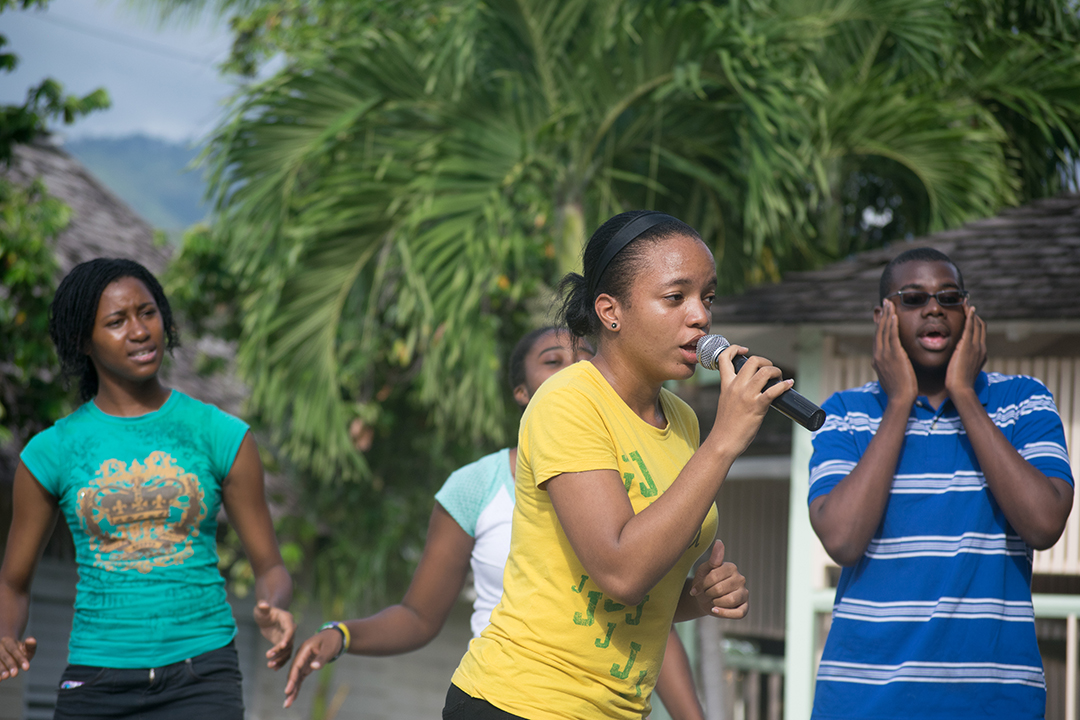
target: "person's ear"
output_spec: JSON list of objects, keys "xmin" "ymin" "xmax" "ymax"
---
[
  {"xmin": 594, "ymin": 293, "xmax": 620, "ymax": 331},
  {"xmin": 873, "ymin": 304, "xmax": 884, "ymax": 325},
  {"xmin": 512, "ymin": 383, "xmax": 530, "ymax": 408}
]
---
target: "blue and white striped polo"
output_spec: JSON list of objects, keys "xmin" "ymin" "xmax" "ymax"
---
[{"xmin": 808, "ymin": 371, "xmax": 1074, "ymax": 720}]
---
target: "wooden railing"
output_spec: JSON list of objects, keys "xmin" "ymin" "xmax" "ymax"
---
[
  {"xmin": 701, "ymin": 652, "xmax": 784, "ymax": 720},
  {"xmin": 726, "ymin": 663, "xmax": 784, "ymax": 720}
]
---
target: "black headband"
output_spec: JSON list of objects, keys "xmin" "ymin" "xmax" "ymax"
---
[{"xmin": 587, "ymin": 212, "xmax": 679, "ymax": 299}]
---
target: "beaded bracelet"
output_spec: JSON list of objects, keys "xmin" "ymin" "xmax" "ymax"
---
[{"xmin": 319, "ymin": 621, "xmax": 351, "ymax": 662}]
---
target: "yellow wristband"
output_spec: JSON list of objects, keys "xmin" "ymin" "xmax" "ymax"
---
[{"xmin": 319, "ymin": 621, "xmax": 351, "ymax": 661}]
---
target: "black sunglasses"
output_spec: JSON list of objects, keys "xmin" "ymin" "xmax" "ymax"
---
[{"xmin": 884, "ymin": 289, "xmax": 969, "ymax": 308}]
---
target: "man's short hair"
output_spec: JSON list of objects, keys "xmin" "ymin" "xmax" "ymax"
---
[{"xmin": 879, "ymin": 247, "xmax": 964, "ymax": 302}]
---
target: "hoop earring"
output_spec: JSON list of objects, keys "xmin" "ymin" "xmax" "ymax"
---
[{"xmin": 611, "ymin": 322, "xmax": 617, "ymax": 329}]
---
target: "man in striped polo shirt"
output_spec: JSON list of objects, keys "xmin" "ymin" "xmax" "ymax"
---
[{"xmin": 807, "ymin": 247, "xmax": 1075, "ymax": 720}]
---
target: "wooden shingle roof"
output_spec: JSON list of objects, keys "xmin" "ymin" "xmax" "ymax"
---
[
  {"xmin": 6, "ymin": 140, "xmax": 169, "ymax": 275},
  {"xmin": 2, "ymin": 139, "xmax": 246, "ymax": 417},
  {"xmin": 713, "ymin": 194, "xmax": 1080, "ymax": 325}
]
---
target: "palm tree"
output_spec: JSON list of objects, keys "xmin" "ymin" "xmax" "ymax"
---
[
  {"xmin": 199, "ymin": 0, "xmax": 822, "ymax": 484},
  {"xmin": 779, "ymin": 0, "xmax": 1080, "ymax": 258},
  {"xmin": 159, "ymin": 0, "xmax": 1080, "ymax": 615}
]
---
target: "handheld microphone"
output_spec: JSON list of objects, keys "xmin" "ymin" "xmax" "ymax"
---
[{"xmin": 696, "ymin": 334, "xmax": 826, "ymax": 431}]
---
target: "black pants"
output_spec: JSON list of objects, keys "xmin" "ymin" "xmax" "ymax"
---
[
  {"xmin": 53, "ymin": 642, "xmax": 244, "ymax": 720},
  {"xmin": 443, "ymin": 684, "xmax": 529, "ymax": 719}
]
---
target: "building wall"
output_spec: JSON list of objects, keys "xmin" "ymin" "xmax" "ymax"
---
[
  {"xmin": 0, "ymin": 670, "xmax": 22, "ymax": 720},
  {"xmin": 714, "ymin": 478, "xmax": 789, "ymax": 642},
  {"xmin": 19, "ymin": 561, "xmax": 75, "ymax": 719}
]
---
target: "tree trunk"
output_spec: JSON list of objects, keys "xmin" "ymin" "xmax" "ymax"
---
[{"xmin": 556, "ymin": 200, "xmax": 586, "ymax": 278}]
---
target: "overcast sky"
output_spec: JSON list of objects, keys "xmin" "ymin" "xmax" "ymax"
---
[{"xmin": 0, "ymin": 0, "xmax": 238, "ymax": 142}]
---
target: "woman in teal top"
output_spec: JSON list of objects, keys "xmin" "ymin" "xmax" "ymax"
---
[{"xmin": 0, "ymin": 258, "xmax": 295, "ymax": 719}]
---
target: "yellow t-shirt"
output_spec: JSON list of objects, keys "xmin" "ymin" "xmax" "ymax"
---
[{"xmin": 451, "ymin": 361, "xmax": 719, "ymax": 719}]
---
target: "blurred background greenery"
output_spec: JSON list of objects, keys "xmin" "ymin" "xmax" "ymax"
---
[{"xmin": 4, "ymin": 0, "xmax": 1080, "ymax": 640}]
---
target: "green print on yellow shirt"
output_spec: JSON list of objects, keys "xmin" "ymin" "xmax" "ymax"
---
[
  {"xmin": 570, "ymin": 583, "xmax": 654, "ymax": 688},
  {"xmin": 574, "ymin": 590, "xmax": 602, "ymax": 626},
  {"xmin": 610, "ymin": 641, "xmax": 642, "ymax": 680},
  {"xmin": 450, "ymin": 362, "xmax": 718, "ymax": 720},
  {"xmin": 595, "ymin": 623, "xmax": 616, "ymax": 649},
  {"xmin": 626, "ymin": 670, "xmax": 648, "ymax": 699},
  {"xmin": 622, "ymin": 451, "xmax": 658, "ymax": 498},
  {"xmin": 571, "ymin": 587, "xmax": 649, "ymax": 630},
  {"xmin": 625, "ymin": 595, "xmax": 649, "ymax": 625}
]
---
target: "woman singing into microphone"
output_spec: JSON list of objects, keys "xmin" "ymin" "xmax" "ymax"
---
[{"xmin": 444, "ymin": 211, "xmax": 790, "ymax": 719}]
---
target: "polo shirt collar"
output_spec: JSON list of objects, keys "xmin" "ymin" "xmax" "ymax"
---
[{"xmin": 902, "ymin": 370, "xmax": 990, "ymax": 417}]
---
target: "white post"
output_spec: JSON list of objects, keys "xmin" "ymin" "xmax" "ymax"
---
[
  {"xmin": 784, "ymin": 326, "xmax": 826, "ymax": 720},
  {"xmin": 1067, "ymin": 613, "xmax": 1077, "ymax": 720},
  {"xmin": 699, "ymin": 617, "xmax": 728, "ymax": 720}
]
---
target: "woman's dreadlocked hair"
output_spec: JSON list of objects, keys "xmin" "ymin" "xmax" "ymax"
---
[{"xmin": 49, "ymin": 258, "xmax": 179, "ymax": 402}]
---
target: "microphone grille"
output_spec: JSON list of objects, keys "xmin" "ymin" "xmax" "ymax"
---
[{"xmin": 696, "ymin": 334, "xmax": 730, "ymax": 370}]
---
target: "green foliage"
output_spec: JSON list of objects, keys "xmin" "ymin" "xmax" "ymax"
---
[
  {"xmin": 164, "ymin": 0, "xmax": 824, "ymax": 615},
  {"xmin": 168, "ymin": 218, "xmax": 485, "ymax": 615},
  {"xmin": 162, "ymin": 0, "xmax": 1080, "ymax": 616},
  {"xmin": 220, "ymin": 0, "xmax": 395, "ymax": 77},
  {"xmin": 201, "ymin": 0, "xmax": 819, "ymax": 484},
  {"xmin": 164, "ymin": 223, "xmax": 243, "ymax": 337},
  {"xmin": 0, "ymin": 55, "xmax": 109, "ymax": 164},
  {"xmin": 135, "ymin": 0, "xmax": 444, "ymax": 76},
  {"xmin": 789, "ymin": 0, "xmax": 1080, "ymax": 257},
  {"xmin": 0, "ymin": 0, "xmax": 109, "ymax": 444},
  {"xmin": 0, "ymin": 1, "xmax": 111, "ymax": 154},
  {"xmin": 0, "ymin": 178, "xmax": 70, "ymax": 444},
  {"xmin": 0, "ymin": 0, "xmax": 110, "ymax": 177}
]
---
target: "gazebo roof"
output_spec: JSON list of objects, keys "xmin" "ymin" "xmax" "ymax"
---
[{"xmin": 713, "ymin": 194, "xmax": 1080, "ymax": 325}]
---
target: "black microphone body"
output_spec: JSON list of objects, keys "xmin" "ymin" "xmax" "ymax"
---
[{"xmin": 696, "ymin": 335, "xmax": 826, "ymax": 432}]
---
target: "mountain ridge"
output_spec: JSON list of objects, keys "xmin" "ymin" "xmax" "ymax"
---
[{"xmin": 64, "ymin": 134, "xmax": 209, "ymax": 233}]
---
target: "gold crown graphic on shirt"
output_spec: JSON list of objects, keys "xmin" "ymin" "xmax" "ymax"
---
[
  {"xmin": 79, "ymin": 451, "xmax": 208, "ymax": 572},
  {"xmin": 87, "ymin": 452, "xmax": 200, "ymax": 528},
  {"xmin": 97, "ymin": 479, "xmax": 182, "ymax": 526}
]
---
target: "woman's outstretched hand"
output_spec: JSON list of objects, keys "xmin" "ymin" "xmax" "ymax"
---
[
  {"xmin": 0, "ymin": 635, "xmax": 36, "ymax": 681},
  {"xmin": 254, "ymin": 601, "xmax": 296, "ymax": 671},
  {"xmin": 282, "ymin": 628, "xmax": 344, "ymax": 708}
]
